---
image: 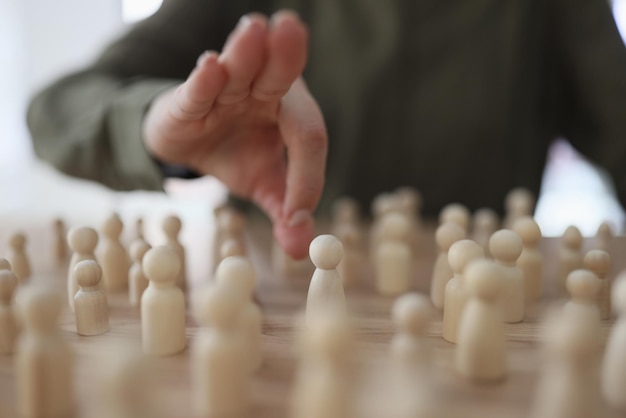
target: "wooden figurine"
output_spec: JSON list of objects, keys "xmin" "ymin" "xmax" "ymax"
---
[
  {"xmin": 0, "ymin": 269, "xmax": 19, "ymax": 354},
  {"xmin": 503, "ymin": 187, "xmax": 535, "ymax": 228},
  {"xmin": 369, "ymin": 193, "xmax": 399, "ymax": 257},
  {"xmin": 430, "ymin": 222, "xmax": 465, "ymax": 309},
  {"xmin": 558, "ymin": 226, "xmax": 583, "ymax": 292},
  {"xmin": 215, "ymin": 256, "xmax": 262, "ymax": 372},
  {"xmin": 162, "ymin": 215, "xmax": 186, "ymax": 292},
  {"xmin": 93, "ymin": 347, "xmax": 154, "ymax": 418},
  {"xmin": 219, "ymin": 237, "xmax": 246, "ymax": 261},
  {"xmin": 135, "ymin": 217, "xmax": 145, "ymax": 241},
  {"xmin": 16, "ymin": 287, "xmax": 73, "ymax": 418},
  {"xmin": 395, "ymin": 186, "xmax": 422, "ymax": 253},
  {"xmin": 584, "ymin": 249, "xmax": 611, "ymax": 320},
  {"xmin": 73, "ymin": 260, "xmax": 109, "ymax": 336},
  {"xmin": 564, "ymin": 269, "xmax": 601, "ymax": 322},
  {"xmin": 213, "ymin": 208, "xmax": 247, "ymax": 271},
  {"xmin": 97, "ymin": 213, "xmax": 129, "ymax": 292},
  {"xmin": 595, "ymin": 221, "xmax": 614, "ymax": 253},
  {"xmin": 442, "ymin": 239, "xmax": 484, "ymax": 343},
  {"xmin": 439, "ymin": 203, "xmax": 471, "ymax": 233},
  {"xmin": 471, "ymin": 208, "xmax": 499, "ymax": 255},
  {"xmin": 455, "ymin": 259, "xmax": 507, "ymax": 382},
  {"xmin": 331, "ymin": 196, "xmax": 361, "ymax": 237},
  {"xmin": 9, "ymin": 232, "xmax": 31, "ymax": 283},
  {"xmin": 141, "ymin": 246, "xmax": 186, "ymax": 356},
  {"xmin": 306, "ymin": 235, "xmax": 346, "ymax": 324},
  {"xmin": 391, "ymin": 293, "xmax": 433, "ymax": 373},
  {"xmin": 512, "ymin": 217, "xmax": 543, "ymax": 308},
  {"xmin": 53, "ymin": 218, "xmax": 68, "ymax": 266},
  {"xmin": 489, "ymin": 229, "xmax": 524, "ymax": 323},
  {"xmin": 67, "ymin": 226, "xmax": 98, "ymax": 312},
  {"xmin": 291, "ymin": 312, "xmax": 355, "ymax": 418},
  {"xmin": 336, "ymin": 223, "xmax": 363, "ymax": 288},
  {"xmin": 375, "ymin": 213, "xmax": 412, "ymax": 295},
  {"xmin": 129, "ymin": 239, "xmax": 151, "ymax": 307},
  {"xmin": 0, "ymin": 258, "xmax": 11, "ymax": 271},
  {"xmin": 529, "ymin": 310, "xmax": 602, "ymax": 418},
  {"xmin": 602, "ymin": 272, "xmax": 626, "ymax": 411},
  {"xmin": 192, "ymin": 284, "xmax": 248, "ymax": 417},
  {"xmin": 389, "ymin": 293, "xmax": 439, "ymax": 418}
]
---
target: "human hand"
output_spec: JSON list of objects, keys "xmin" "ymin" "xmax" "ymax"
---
[{"xmin": 142, "ymin": 11, "xmax": 327, "ymax": 259}]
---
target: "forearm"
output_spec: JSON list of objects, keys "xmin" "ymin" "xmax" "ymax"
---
[{"xmin": 27, "ymin": 71, "xmax": 179, "ymax": 191}]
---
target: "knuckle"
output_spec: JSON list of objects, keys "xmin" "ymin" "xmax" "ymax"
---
[
  {"xmin": 251, "ymin": 86, "xmax": 289, "ymax": 102},
  {"xmin": 299, "ymin": 124, "xmax": 327, "ymax": 155}
]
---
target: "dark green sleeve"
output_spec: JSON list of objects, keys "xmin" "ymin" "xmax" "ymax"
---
[
  {"xmin": 27, "ymin": 0, "xmax": 255, "ymax": 190},
  {"xmin": 551, "ymin": 0, "xmax": 626, "ymax": 205}
]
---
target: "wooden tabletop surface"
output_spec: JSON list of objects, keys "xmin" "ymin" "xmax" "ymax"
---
[{"xmin": 0, "ymin": 216, "xmax": 623, "ymax": 418}]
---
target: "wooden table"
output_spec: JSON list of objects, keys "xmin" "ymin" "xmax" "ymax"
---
[{"xmin": 0, "ymin": 216, "xmax": 623, "ymax": 418}]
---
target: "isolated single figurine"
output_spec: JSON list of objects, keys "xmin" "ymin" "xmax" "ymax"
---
[{"xmin": 306, "ymin": 235, "xmax": 346, "ymax": 324}]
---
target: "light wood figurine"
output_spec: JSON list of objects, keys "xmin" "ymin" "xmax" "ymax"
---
[
  {"xmin": 430, "ymin": 222, "xmax": 465, "ymax": 309},
  {"xmin": 67, "ymin": 226, "xmax": 98, "ymax": 312},
  {"xmin": 584, "ymin": 249, "xmax": 611, "ymax": 320},
  {"xmin": 16, "ymin": 287, "xmax": 73, "ymax": 418},
  {"xmin": 73, "ymin": 260, "xmax": 109, "ymax": 336},
  {"xmin": 442, "ymin": 239, "xmax": 484, "ymax": 343},
  {"xmin": 0, "ymin": 269, "xmax": 19, "ymax": 354},
  {"xmin": 141, "ymin": 245, "xmax": 186, "ymax": 356},
  {"xmin": 129, "ymin": 239, "xmax": 151, "ymax": 307},
  {"xmin": 455, "ymin": 259, "xmax": 507, "ymax": 382},
  {"xmin": 192, "ymin": 284, "xmax": 248, "ymax": 417}
]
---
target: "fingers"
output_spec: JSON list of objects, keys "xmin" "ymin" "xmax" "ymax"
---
[
  {"xmin": 280, "ymin": 79, "xmax": 328, "ymax": 217},
  {"xmin": 273, "ymin": 78, "xmax": 327, "ymax": 258},
  {"xmin": 216, "ymin": 14, "xmax": 268, "ymax": 105},
  {"xmin": 251, "ymin": 11, "xmax": 308, "ymax": 102},
  {"xmin": 169, "ymin": 51, "xmax": 227, "ymax": 121}
]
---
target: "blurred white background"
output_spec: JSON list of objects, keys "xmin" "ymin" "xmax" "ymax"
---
[{"xmin": 0, "ymin": 0, "xmax": 625, "ymax": 236}]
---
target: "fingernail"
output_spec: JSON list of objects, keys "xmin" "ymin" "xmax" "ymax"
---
[
  {"xmin": 287, "ymin": 210, "xmax": 312, "ymax": 228},
  {"xmin": 236, "ymin": 14, "xmax": 253, "ymax": 31},
  {"xmin": 270, "ymin": 10, "xmax": 300, "ymax": 28},
  {"xmin": 195, "ymin": 50, "xmax": 212, "ymax": 67}
]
